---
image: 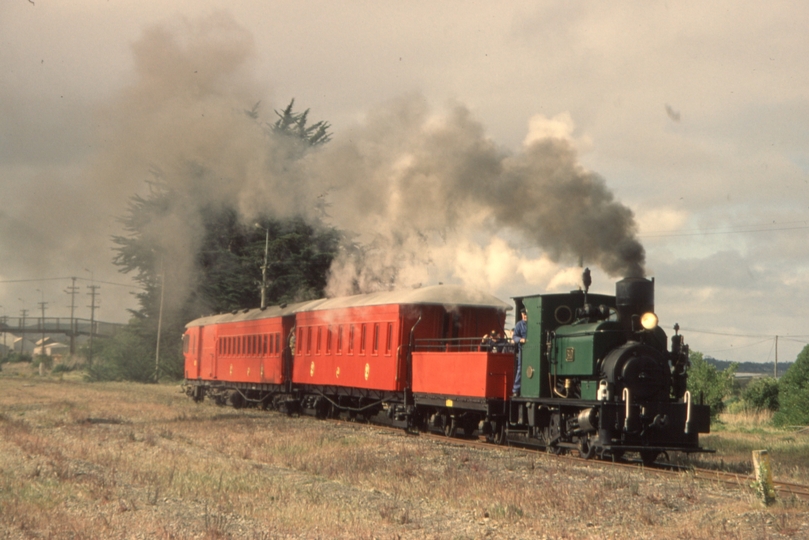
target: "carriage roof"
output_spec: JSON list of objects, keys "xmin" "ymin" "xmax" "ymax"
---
[{"xmin": 185, "ymin": 284, "xmax": 510, "ymax": 328}]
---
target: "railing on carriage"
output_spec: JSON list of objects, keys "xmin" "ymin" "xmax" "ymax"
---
[{"xmin": 413, "ymin": 336, "xmax": 515, "ymax": 354}]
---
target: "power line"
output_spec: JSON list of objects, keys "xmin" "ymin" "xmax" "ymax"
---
[
  {"xmin": 678, "ymin": 327, "xmax": 773, "ymax": 339},
  {"xmin": 0, "ymin": 277, "xmax": 139, "ymax": 288},
  {"xmin": 642, "ymin": 219, "xmax": 809, "ymax": 235},
  {"xmin": 640, "ymin": 224, "xmax": 809, "ymax": 239},
  {"xmin": 697, "ymin": 337, "xmax": 775, "ymax": 355}
]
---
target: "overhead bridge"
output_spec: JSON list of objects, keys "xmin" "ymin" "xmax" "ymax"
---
[{"xmin": 0, "ymin": 317, "xmax": 125, "ymax": 338}]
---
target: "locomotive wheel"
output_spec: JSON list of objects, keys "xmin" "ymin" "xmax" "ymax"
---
[
  {"xmin": 486, "ymin": 421, "xmax": 506, "ymax": 445},
  {"xmin": 547, "ymin": 444, "xmax": 563, "ymax": 455},
  {"xmin": 578, "ymin": 437, "xmax": 596, "ymax": 460},
  {"xmin": 640, "ymin": 450, "xmax": 660, "ymax": 466}
]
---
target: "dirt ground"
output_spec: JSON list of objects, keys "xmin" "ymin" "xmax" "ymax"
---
[{"xmin": 0, "ymin": 371, "xmax": 807, "ymax": 539}]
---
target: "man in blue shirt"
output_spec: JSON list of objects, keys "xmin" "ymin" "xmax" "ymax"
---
[{"xmin": 512, "ymin": 309, "xmax": 528, "ymax": 397}]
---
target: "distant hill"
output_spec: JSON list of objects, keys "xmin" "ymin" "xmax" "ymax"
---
[{"xmin": 705, "ymin": 357, "xmax": 792, "ymax": 378}]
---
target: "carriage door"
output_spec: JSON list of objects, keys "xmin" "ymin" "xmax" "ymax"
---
[{"xmin": 192, "ymin": 325, "xmax": 204, "ymax": 379}]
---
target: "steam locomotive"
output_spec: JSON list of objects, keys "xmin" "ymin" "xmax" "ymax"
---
[{"xmin": 182, "ymin": 274, "xmax": 711, "ymax": 463}]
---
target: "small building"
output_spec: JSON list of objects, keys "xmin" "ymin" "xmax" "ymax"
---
[
  {"xmin": 12, "ymin": 336, "xmax": 35, "ymax": 354},
  {"xmin": 34, "ymin": 337, "xmax": 70, "ymax": 360}
]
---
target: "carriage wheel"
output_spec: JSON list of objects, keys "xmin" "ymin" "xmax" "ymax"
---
[{"xmin": 443, "ymin": 417, "xmax": 457, "ymax": 438}]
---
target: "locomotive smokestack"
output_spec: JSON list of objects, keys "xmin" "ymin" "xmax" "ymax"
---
[{"xmin": 615, "ymin": 277, "xmax": 654, "ymax": 330}]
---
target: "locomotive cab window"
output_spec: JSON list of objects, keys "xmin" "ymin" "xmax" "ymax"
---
[{"xmin": 183, "ymin": 334, "xmax": 190, "ymax": 354}]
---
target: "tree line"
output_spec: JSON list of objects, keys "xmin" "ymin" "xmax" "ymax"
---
[{"xmin": 686, "ymin": 347, "xmax": 809, "ymax": 427}]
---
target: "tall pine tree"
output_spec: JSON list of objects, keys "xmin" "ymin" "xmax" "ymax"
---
[{"xmin": 92, "ymin": 101, "xmax": 340, "ymax": 382}]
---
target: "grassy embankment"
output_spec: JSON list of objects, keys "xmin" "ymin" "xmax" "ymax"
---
[{"xmin": 1, "ymin": 364, "xmax": 807, "ymax": 539}]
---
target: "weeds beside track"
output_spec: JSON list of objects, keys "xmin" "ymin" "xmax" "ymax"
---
[{"xmin": 1, "ymin": 372, "xmax": 808, "ymax": 539}]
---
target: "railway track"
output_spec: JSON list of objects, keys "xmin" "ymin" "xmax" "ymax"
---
[{"xmin": 400, "ymin": 423, "xmax": 809, "ymax": 501}]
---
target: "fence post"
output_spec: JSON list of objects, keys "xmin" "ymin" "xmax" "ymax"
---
[{"xmin": 752, "ymin": 450, "xmax": 776, "ymax": 505}]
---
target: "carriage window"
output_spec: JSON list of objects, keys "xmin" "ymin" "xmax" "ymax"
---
[
  {"xmin": 316, "ymin": 327, "xmax": 322, "ymax": 354},
  {"xmin": 360, "ymin": 324, "xmax": 367, "ymax": 355},
  {"xmin": 348, "ymin": 325, "xmax": 354, "ymax": 355},
  {"xmin": 183, "ymin": 334, "xmax": 189, "ymax": 354},
  {"xmin": 386, "ymin": 323, "xmax": 393, "ymax": 355},
  {"xmin": 297, "ymin": 328, "xmax": 304, "ymax": 354},
  {"xmin": 372, "ymin": 323, "xmax": 379, "ymax": 355},
  {"xmin": 276, "ymin": 332, "xmax": 281, "ymax": 354},
  {"xmin": 337, "ymin": 326, "xmax": 343, "ymax": 354},
  {"xmin": 306, "ymin": 327, "xmax": 312, "ymax": 354},
  {"xmin": 326, "ymin": 326, "xmax": 332, "ymax": 354}
]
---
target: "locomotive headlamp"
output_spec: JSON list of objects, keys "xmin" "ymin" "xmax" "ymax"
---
[{"xmin": 640, "ymin": 312, "xmax": 659, "ymax": 330}]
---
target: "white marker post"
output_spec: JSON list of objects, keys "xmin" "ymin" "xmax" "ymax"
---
[{"xmin": 752, "ymin": 450, "xmax": 776, "ymax": 505}]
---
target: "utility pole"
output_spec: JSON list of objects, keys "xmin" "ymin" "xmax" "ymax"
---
[
  {"xmin": 86, "ymin": 283, "xmax": 100, "ymax": 364},
  {"xmin": 18, "ymin": 298, "xmax": 27, "ymax": 354},
  {"xmin": 0, "ymin": 305, "xmax": 5, "ymax": 361},
  {"xmin": 36, "ymin": 289, "xmax": 47, "ymax": 357},
  {"xmin": 255, "ymin": 223, "xmax": 270, "ymax": 308},
  {"xmin": 774, "ymin": 335, "xmax": 778, "ymax": 379},
  {"xmin": 65, "ymin": 277, "xmax": 79, "ymax": 355},
  {"xmin": 155, "ymin": 254, "xmax": 165, "ymax": 383}
]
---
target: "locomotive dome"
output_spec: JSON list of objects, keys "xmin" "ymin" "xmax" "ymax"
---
[{"xmin": 186, "ymin": 284, "xmax": 510, "ymax": 328}]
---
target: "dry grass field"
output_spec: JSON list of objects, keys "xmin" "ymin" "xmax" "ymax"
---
[{"xmin": 1, "ymin": 365, "xmax": 807, "ymax": 539}]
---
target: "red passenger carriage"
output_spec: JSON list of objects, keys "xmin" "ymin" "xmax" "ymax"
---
[{"xmin": 183, "ymin": 285, "xmax": 514, "ymax": 419}]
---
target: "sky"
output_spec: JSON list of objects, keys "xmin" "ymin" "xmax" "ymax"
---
[{"xmin": 1, "ymin": 1, "xmax": 808, "ymax": 365}]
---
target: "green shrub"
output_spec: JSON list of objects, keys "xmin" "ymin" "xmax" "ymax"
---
[
  {"xmin": 773, "ymin": 345, "xmax": 809, "ymax": 427},
  {"xmin": 5, "ymin": 352, "xmax": 32, "ymax": 364},
  {"xmin": 687, "ymin": 351, "xmax": 737, "ymax": 417},
  {"xmin": 51, "ymin": 363, "xmax": 74, "ymax": 374},
  {"xmin": 741, "ymin": 377, "xmax": 779, "ymax": 411},
  {"xmin": 84, "ymin": 323, "xmax": 160, "ymax": 383}
]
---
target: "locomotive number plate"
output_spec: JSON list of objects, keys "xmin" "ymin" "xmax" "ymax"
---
[{"xmin": 565, "ymin": 347, "xmax": 575, "ymax": 362}]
